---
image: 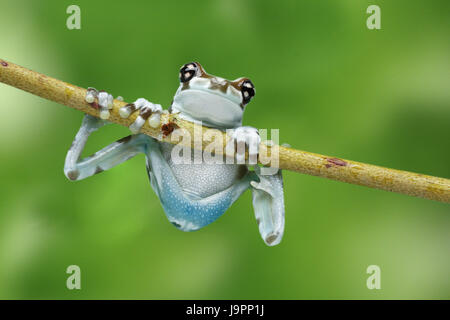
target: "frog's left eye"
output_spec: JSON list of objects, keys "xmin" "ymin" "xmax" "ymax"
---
[
  {"xmin": 179, "ymin": 62, "xmax": 198, "ymax": 83},
  {"xmin": 241, "ymin": 79, "xmax": 255, "ymax": 105}
]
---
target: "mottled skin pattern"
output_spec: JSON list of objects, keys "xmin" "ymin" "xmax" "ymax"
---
[{"xmin": 64, "ymin": 62, "xmax": 285, "ymax": 246}]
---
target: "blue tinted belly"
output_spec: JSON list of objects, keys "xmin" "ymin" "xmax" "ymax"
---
[{"xmin": 160, "ymin": 142, "xmax": 246, "ymax": 198}]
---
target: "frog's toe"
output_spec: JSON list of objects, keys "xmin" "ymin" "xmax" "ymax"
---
[
  {"xmin": 85, "ymin": 87, "xmax": 97, "ymax": 103},
  {"xmin": 97, "ymin": 90, "xmax": 114, "ymax": 120},
  {"xmin": 119, "ymin": 103, "xmax": 136, "ymax": 118}
]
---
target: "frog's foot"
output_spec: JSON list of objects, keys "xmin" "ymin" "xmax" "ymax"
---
[
  {"xmin": 85, "ymin": 87, "xmax": 114, "ymax": 120},
  {"xmin": 250, "ymin": 166, "xmax": 285, "ymax": 246},
  {"xmin": 227, "ymin": 126, "xmax": 261, "ymax": 165},
  {"xmin": 119, "ymin": 98, "xmax": 162, "ymax": 134}
]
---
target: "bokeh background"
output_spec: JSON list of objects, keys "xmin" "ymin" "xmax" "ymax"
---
[{"xmin": 0, "ymin": 0, "xmax": 449, "ymax": 299}]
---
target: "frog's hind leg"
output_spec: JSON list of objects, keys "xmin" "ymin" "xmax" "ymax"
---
[
  {"xmin": 145, "ymin": 140, "xmax": 252, "ymax": 231},
  {"xmin": 250, "ymin": 167, "xmax": 285, "ymax": 246},
  {"xmin": 64, "ymin": 114, "xmax": 148, "ymax": 181}
]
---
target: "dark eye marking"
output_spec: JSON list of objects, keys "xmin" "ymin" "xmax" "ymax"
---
[
  {"xmin": 179, "ymin": 62, "xmax": 199, "ymax": 83},
  {"xmin": 241, "ymin": 79, "xmax": 255, "ymax": 105}
]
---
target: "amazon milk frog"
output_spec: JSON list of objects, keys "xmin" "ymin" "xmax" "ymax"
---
[{"xmin": 64, "ymin": 62, "xmax": 285, "ymax": 246}]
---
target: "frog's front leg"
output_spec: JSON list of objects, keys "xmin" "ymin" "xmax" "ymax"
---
[{"xmin": 64, "ymin": 88, "xmax": 149, "ymax": 181}]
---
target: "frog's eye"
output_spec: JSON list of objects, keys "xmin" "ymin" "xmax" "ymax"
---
[
  {"xmin": 241, "ymin": 79, "xmax": 255, "ymax": 105},
  {"xmin": 179, "ymin": 62, "xmax": 198, "ymax": 83}
]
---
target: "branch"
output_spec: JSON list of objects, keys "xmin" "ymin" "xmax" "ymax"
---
[{"xmin": 1, "ymin": 59, "xmax": 449, "ymax": 203}]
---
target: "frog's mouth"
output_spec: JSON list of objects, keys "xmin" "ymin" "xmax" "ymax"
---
[{"xmin": 172, "ymin": 89, "xmax": 243, "ymax": 129}]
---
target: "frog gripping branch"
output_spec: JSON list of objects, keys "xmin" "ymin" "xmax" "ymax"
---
[
  {"xmin": 0, "ymin": 59, "xmax": 449, "ymax": 247},
  {"xmin": 65, "ymin": 62, "xmax": 285, "ymax": 246}
]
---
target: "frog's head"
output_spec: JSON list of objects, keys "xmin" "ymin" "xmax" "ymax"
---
[{"xmin": 171, "ymin": 62, "xmax": 255, "ymax": 129}]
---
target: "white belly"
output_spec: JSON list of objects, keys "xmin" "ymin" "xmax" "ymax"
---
[{"xmin": 160, "ymin": 142, "xmax": 247, "ymax": 199}]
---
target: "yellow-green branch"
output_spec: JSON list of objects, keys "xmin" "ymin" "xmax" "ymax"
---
[{"xmin": 1, "ymin": 59, "xmax": 449, "ymax": 203}]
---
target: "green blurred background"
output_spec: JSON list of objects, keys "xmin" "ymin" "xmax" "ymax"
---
[{"xmin": 0, "ymin": 0, "xmax": 449, "ymax": 299}]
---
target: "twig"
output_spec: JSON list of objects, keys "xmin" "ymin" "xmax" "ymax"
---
[{"xmin": 0, "ymin": 59, "xmax": 449, "ymax": 203}]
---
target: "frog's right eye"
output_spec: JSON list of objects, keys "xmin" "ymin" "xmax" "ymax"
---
[
  {"xmin": 179, "ymin": 62, "xmax": 198, "ymax": 83},
  {"xmin": 241, "ymin": 79, "xmax": 255, "ymax": 105}
]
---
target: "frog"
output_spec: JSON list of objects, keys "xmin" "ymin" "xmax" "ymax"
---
[{"xmin": 64, "ymin": 62, "xmax": 285, "ymax": 246}]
